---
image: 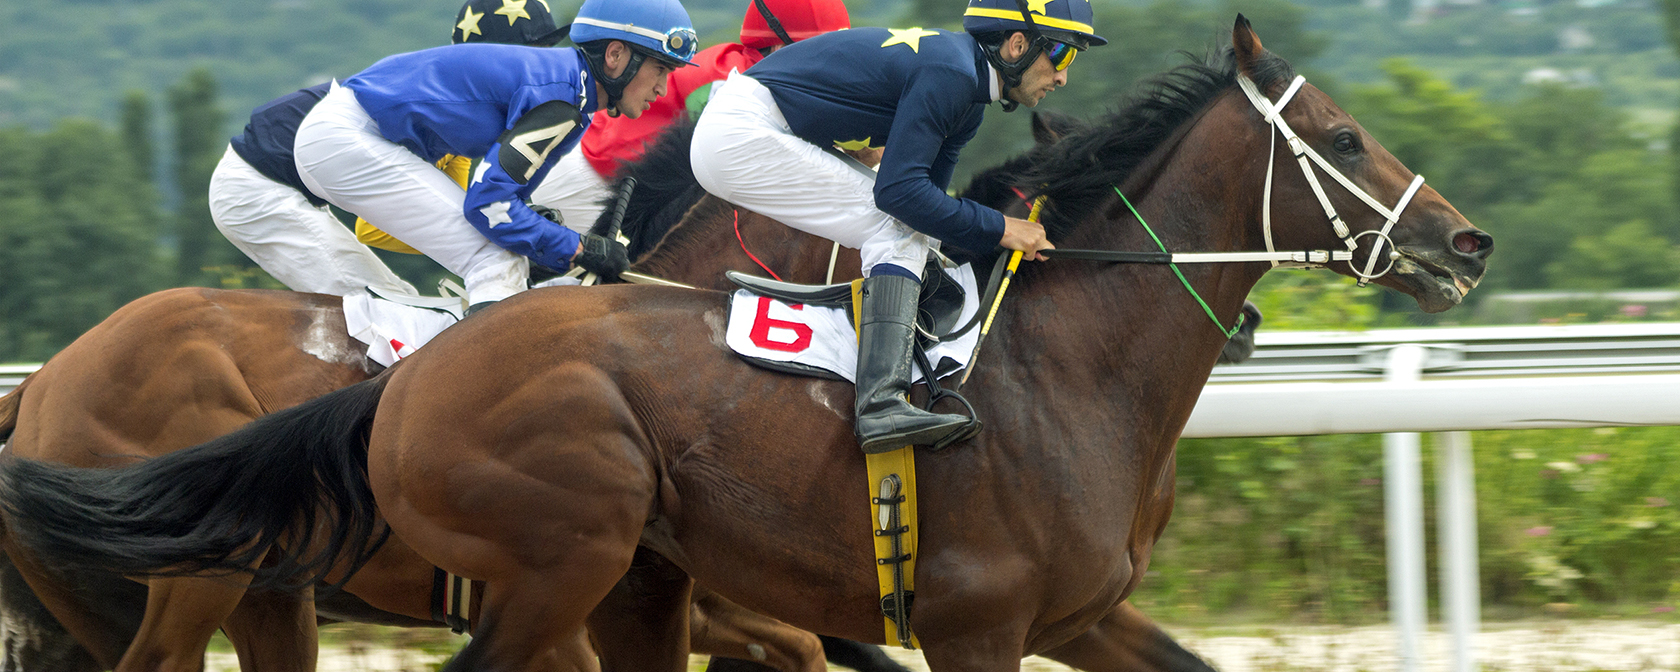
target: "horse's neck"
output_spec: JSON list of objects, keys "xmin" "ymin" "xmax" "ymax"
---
[
  {"xmin": 630, "ymin": 196, "xmax": 738, "ymax": 289},
  {"xmin": 979, "ymin": 95, "xmax": 1268, "ymax": 464}
]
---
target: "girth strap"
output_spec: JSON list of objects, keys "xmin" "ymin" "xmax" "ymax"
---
[{"xmin": 430, "ymin": 568, "xmax": 473, "ymax": 634}]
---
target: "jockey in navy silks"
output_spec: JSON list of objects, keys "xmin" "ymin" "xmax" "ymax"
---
[
  {"xmin": 690, "ymin": 0, "xmax": 1106, "ymax": 453},
  {"xmin": 287, "ymin": 0, "xmax": 697, "ymax": 308},
  {"xmin": 209, "ymin": 0, "xmax": 573, "ymax": 297}
]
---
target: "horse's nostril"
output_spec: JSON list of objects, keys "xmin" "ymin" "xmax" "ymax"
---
[{"xmin": 1453, "ymin": 232, "xmax": 1483, "ymax": 255}]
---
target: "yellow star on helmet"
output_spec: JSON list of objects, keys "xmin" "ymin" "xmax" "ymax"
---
[
  {"xmin": 456, "ymin": 6, "xmax": 485, "ymax": 40},
  {"xmin": 1026, "ymin": 0, "xmax": 1055, "ymax": 14},
  {"xmin": 835, "ymin": 138, "xmax": 875, "ymax": 151},
  {"xmin": 495, "ymin": 0, "xmax": 531, "ymax": 25},
  {"xmin": 881, "ymin": 27, "xmax": 940, "ymax": 53}
]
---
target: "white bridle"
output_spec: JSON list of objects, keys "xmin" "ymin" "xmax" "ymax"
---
[{"xmin": 1235, "ymin": 73, "xmax": 1427, "ymax": 285}]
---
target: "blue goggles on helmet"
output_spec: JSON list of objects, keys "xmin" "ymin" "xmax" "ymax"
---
[{"xmin": 660, "ymin": 26, "xmax": 699, "ymax": 63}]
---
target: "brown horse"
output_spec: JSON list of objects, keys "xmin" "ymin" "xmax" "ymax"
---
[
  {"xmin": 0, "ymin": 18, "xmax": 1489, "ymax": 672},
  {"xmin": 0, "ymin": 116, "xmax": 1230, "ymax": 671}
]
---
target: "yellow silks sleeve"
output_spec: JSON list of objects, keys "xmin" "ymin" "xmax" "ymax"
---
[{"xmin": 354, "ymin": 155, "xmax": 474, "ymax": 255}]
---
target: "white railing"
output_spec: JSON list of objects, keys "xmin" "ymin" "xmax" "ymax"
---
[
  {"xmin": 0, "ymin": 364, "xmax": 37, "ymax": 396},
  {"xmin": 1192, "ymin": 322, "xmax": 1680, "ymax": 672}
]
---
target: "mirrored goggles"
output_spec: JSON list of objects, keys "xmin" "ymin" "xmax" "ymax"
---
[{"xmin": 1044, "ymin": 40, "xmax": 1078, "ymax": 71}]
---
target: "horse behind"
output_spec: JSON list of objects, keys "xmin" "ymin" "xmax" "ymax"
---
[{"xmin": 0, "ymin": 115, "xmax": 1230, "ymax": 671}]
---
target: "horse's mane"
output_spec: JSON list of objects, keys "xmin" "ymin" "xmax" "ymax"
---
[
  {"xmin": 588, "ymin": 119, "xmax": 709, "ymax": 261},
  {"xmin": 1018, "ymin": 46, "xmax": 1296, "ymax": 241}
]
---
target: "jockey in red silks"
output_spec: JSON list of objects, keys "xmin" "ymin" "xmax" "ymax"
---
[{"xmin": 529, "ymin": 0, "xmax": 851, "ymax": 230}]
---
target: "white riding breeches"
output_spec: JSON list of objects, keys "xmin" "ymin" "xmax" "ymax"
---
[
  {"xmin": 690, "ymin": 73, "xmax": 935, "ymax": 277},
  {"xmin": 209, "ymin": 145, "xmax": 417, "ymax": 296},
  {"xmin": 293, "ymin": 85, "xmax": 528, "ymax": 305},
  {"xmin": 528, "ymin": 148, "xmax": 611, "ymax": 235}
]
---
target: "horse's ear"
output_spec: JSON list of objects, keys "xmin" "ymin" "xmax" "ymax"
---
[
  {"xmin": 1232, "ymin": 14, "xmax": 1265, "ymax": 77},
  {"xmin": 1031, "ymin": 112, "xmax": 1059, "ymax": 145},
  {"xmin": 1030, "ymin": 111, "xmax": 1079, "ymax": 146}
]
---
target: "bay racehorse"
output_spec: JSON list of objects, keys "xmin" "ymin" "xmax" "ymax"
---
[
  {"xmin": 0, "ymin": 115, "xmax": 1231, "ymax": 671},
  {"xmin": 0, "ymin": 17, "xmax": 1490, "ymax": 672}
]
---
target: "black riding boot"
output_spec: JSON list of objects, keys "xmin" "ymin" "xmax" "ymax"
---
[{"xmin": 854, "ymin": 274, "xmax": 970, "ymax": 453}]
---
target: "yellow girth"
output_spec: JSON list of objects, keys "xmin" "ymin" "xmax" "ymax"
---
[{"xmin": 853, "ymin": 196, "xmax": 1044, "ymax": 648}]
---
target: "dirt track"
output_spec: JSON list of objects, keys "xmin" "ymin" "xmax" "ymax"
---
[{"xmin": 205, "ymin": 620, "xmax": 1680, "ymax": 672}]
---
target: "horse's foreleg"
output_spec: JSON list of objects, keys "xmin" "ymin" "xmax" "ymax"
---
[
  {"xmin": 587, "ymin": 548, "xmax": 693, "ymax": 672},
  {"xmin": 115, "ymin": 576, "xmax": 252, "ymax": 672},
  {"xmin": 688, "ymin": 590, "xmax": 823, "ymax": 672},
  {"xmin": 917, "ymin": 626, "xmax": 1027, "ymax": 672},
  {"xmin": 445, "ymin": 572, "xmax": 622, "ymax": 672},
  {"xmin": 1037, "ymin": 602, "xmax": 1215, "ymax": 672},
  {"xmin": 221, "ymin": 585, "xmax": 317, "ymax": 672}
]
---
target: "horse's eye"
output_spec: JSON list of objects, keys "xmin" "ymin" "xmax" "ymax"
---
[{"xmin": 1333, "ymin": 132, "xmax": 1359, "ymax": 154}]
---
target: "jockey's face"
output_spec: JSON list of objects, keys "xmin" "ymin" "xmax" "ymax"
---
[
  {"xmin": 601, "ymin": 41, "xmax": 677, "ymax": 118},
  {"xmin": 1001, "ymin": 33, "xmax": 1069, "ymax": 108}
]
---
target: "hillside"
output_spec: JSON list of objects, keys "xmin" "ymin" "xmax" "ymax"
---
[{"xmin": 0, "ymin": 0, "xmax": 903, "ymax": 131}]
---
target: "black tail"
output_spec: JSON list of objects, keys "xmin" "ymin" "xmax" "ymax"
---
[{"xmin": 0, "ymin": 375, "xmax": 392, "ymax": 590}]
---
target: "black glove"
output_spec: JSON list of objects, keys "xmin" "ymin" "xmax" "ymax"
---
[{"xmin": 573, "ymin": 233, "xmax": 629, "ymax": 279}]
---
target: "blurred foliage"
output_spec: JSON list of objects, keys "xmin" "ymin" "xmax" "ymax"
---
[
  {"xmin": 169, "ymin": 67, "xmax": 238, "ymax": 286},
  {"xmin": 1139, "ymin": 427, "xmax": 1680, "ymax": 621},
  {"xmin": 0, "ymin": 119, "xmax": 165, "ymax": 361},
  {"xmin": 1336, "ymin": 64, "xmax": 1679, "ymax": 306}
]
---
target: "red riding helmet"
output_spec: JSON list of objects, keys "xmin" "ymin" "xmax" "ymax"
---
[{"xmin": 740, "ymin": 0, "xmax": 851, "ymax": 50}]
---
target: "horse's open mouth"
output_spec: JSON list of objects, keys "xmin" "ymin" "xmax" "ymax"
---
[{"xmin": 1390, "ymin": 251, "xmax": 1480, "ymax": 314}]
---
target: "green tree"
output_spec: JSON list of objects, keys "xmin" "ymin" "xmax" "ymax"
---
[
  {"xmin": 167, "ymin": 67, "xmax": 232, "ymax": 286},
  {"xmin": 1344, "ymin": 59, "xmax": 1513, "ymax": 211},
  {"xmin": 0, "ymin": 120, "xmax": 166, "ymax": 362},
  {"xmin": 910, "ymin": 0, "xmax": 957, "ymax": 27},
  {"xmin": 120, "ymin": 91, "xmax": 155, "ymax": 185},
  {"xmin": 1545, "ymin": 219, "xmax": 1680, "ymax": 290},
  {"xmin": 1481, "ymin": 87, "xmax": 1673, "ymax": 290},
  {"xmin": 1660, "ymin": 0, "xmax": 1680, "ymax": 225}
]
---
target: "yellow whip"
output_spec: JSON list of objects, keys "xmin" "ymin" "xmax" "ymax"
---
[{"xmin": 959, "ymin": 196, "xmax": 1040, "ymax": 387}]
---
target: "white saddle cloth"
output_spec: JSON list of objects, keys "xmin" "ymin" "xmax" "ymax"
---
[
  {"xmin": 724, "ymin": 265, "xmax": 982, "ymax": 384},
  {"xmin": 342, "ymin": 289, "xmax": 461, "ymax": 367}
]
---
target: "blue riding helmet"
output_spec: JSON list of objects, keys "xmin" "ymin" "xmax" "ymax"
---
[
  {"xmin": 570, "ymin": 0, "xmax": 699, "ymax": 67},
  {"xmin": 569, "ymin": 0, "xmax": 698, "ymax": 114}
]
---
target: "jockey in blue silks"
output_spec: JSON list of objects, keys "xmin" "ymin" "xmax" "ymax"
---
[
  {"xmin": 291, "ymin": 0, "xmax": 697, "ymax": 308},
  {"xmin": 209, "ymin": 0, "xmax": 572, "ymax": 298},
  {"xmin": 690, "ymin": 0, "xmax": 1106, "ymax": 453}
]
